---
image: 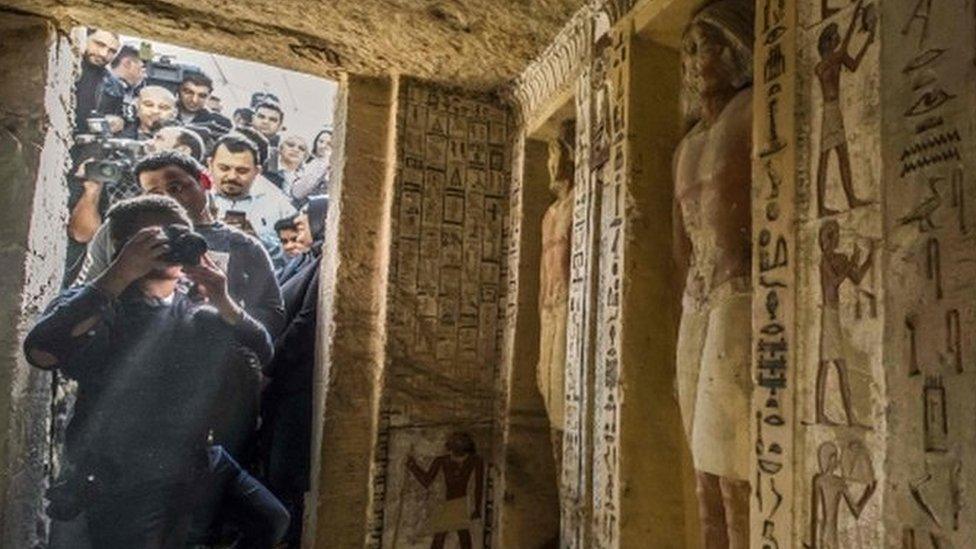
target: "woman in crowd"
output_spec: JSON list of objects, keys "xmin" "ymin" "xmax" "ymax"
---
[
  {"xmin": 276, "ymin": 135, "xmax": 310, "ymax": 201},
  {"xmin": 288, "ymin": 128, "xmax": 332, "ymax": 207}
]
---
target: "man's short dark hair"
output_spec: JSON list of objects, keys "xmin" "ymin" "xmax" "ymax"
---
[
  {"xmin": 213, "ymin": 134, "xmax": 260, "ymax": 165},
  {"xmin": 175, "ymin": 128, "xmax": 206, "ymax": 162},
  {"xmin": 184, "ymin": 125, "xmax": 215, "ymax": 158},
  {"xmin": 233, "ymin": 108, "xmax": 254, "ymax": 126},
  {"xmin": 134, "ymin": 150, "xmax": 205, "ymax": 181},
  {"xmin": 110, "ymin": 45, "xmax": 141, "ymax": 68},
  {"xmin": 274, "ymin": 215, "xmax": 299, "ymax": 233},
  {"xmin": 255, "ymin": 101, "xmax": 284, "ymax": 122},
  {"xmin": 250, "ymin": 92, "xmax": 280, "ymax": 107},
  {"xmin": 106, "ymin": 195, "xmax": 192, "ymax": 247},
  {"xmin": 180, "ymin": 71, "xmax": 213, "ymax": 93}
]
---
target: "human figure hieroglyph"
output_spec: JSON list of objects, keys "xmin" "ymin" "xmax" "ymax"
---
[
  {"xmin": 538, "ymin": 119, "xmax": 574, "ymax": 469},
  {"xmin": 817, "ymin": 220, "xmax": 873, "ymax": 428},
  {"xmin": 809, "ymin": 441, "xmax": 877, "ymax": 549},
  {"xmin": 815, "ymin": 0, "xmax": 876, "ymax": 217},
  {"xmin": 673, "ymin": 1, "xmax": 754, "ymax": 546},
  {"xmin": 405, "ymin": 432, "xmax": 485, "ymax": 549}
]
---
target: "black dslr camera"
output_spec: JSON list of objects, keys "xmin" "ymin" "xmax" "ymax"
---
[
  {"xmin": 162, "ymin": 225, "xmax": 208, "ymax": 266},
  {"xmin": 74, "ymin": 118, "xmax": 145, "ymax": 185}
]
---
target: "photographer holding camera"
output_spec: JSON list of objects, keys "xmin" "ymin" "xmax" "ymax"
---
[
  {"xmin": 25, "ymin": 195, "xmax": 282, "ymax": 547},
  {"xmin": 66, "ymin": 86, "xmax": 179, "ymax": 284}
]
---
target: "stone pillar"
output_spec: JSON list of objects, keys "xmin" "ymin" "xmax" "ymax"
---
[
  {"xmin": 493, "ymin": 135, "xmax": 561, "ymax": 548},
  {"xmin": 307, "ymin": 74, "xmax": 398, "ymax": 548},
  {"xmin": 0, "ymin": 12, "xmax": 73, "ymax": 548},
  {"xmin": 587, "ymin": 20, "xmax": 696, "ymax": 548}
]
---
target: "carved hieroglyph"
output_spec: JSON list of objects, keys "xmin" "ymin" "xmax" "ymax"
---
[
  {"xmin": 369, "ymin": 78, "xmax": 511, "ymax": 549},
  {"xmin": 752, "ymin": 0, "xmax": 799, "ymax": 543}
]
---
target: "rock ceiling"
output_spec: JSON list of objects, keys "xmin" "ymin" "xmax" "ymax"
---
[{"xmin": 0, "ymin": 0, "xmax": 588, "ymax": 90}]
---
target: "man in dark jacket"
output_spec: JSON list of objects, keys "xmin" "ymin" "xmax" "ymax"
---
[
  {"xmin": 74, "ymin": 29, "xmax": 120, "ymax": 133},
  {"xmin": 261, "ymin": 195, "xmax": 327, "ymax": 546},
  {"xmin": 75, "ymin": 152, "xmax": 286, "ymax": 462},
  {"xmin": 24, "ymin": 195, "xmax": 274, "ymax": 547}
]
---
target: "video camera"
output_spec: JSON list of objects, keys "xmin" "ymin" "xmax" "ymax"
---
[
  {"xmin": 144, "ymin": 54, "xmax": 204, "ymax": 95},
  {"xmin": 74, "ymin": 118, "xmax": 145, "ymax": 185}
]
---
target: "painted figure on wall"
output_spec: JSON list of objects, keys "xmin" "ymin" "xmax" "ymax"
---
[
  {"xmin": 817, "ymin": 220, "xmax": 873, "ymax": 427},
  {"xmin": 673, "ymin": 0, "xmax": 755, "ymax": 546},
  {"xmin": 809, "ymin": 441, "xmax": 877, "ymax": 548},
  {"xmin": 405, "ymin": 432, "xmax": 485, "ymax": 549},
  {"xmin": 815, "ymin": 0, "xmax": 876, "ymax": 217},
  {"xmin": 538, "ymin": 119, "xmax": 575, "ymax": 470}
]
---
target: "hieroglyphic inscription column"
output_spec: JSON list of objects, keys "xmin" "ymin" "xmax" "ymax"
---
[
  {"xmin": 591, "ymin": 28, "xmax": 627, "ymax": 548},
  {"xmin": 751, "ymin": 0, "xmax": 799, "ymax": 544},
  {"xmin": 590, "ymin": 21, "xmax": 688, "ymax": 547},
  {"xmin": 881, "ymin": 0, "xmax": 976, "ymax": 544},
  {"xmin": 561, "ymin": 53, "xmax": 598, "ymax": 548}
]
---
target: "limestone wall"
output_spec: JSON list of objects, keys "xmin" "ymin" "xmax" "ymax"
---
[
  {"xmin": 880, "ymin": 0, "xmax": 976, "ymax": 545},
  {"xmin": 0, "ymin": 12, "xmax": 73, "ymax": 547},
  {"xmin": 365, "ymin": 78, "xmax": 512, "ymax": 548}
]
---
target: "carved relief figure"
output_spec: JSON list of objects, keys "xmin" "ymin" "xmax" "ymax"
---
[
  {"xmin": 809, "ymin": 441, "xmax": 877, "ymax": 548},
  {"xmin": 817, "ymin": 220, "xmax": 873, "ymax": 427},
  {"xmin": 815, "ymin": 0, "xmax": 876, "ymax": 217},
  {"xmin": 673, "ymin": 1, "xmax": 754, "ymax": 546},
  {"xmin": 538, "ymin": 119, "xmax": 575, "ymax": 468},
  {"xmin": 405, "ymin": 432, "xmax": 485, "ymax": 549}
]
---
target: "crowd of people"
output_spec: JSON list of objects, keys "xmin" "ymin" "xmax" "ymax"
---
[
  {"xmin": 25, "ymin": 28, "xmax": 334, "ymax": 548},
  {"xmin": 66, "ymin": 28, "xmax": 334, "ymax": 282}
]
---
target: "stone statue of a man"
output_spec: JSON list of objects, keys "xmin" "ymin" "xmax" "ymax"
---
[
  {"xmin": 672, "ymin": 0, "xmax": 754, "ymax": 546},
  {"xmin": 538, "ymin": 119, "xmax": 575, "ymax": 469}
]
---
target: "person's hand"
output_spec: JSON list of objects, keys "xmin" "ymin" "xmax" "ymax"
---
[
  {"xmin": 105, "ymin": 115, "xmax": 124, "ymax": 134},
  {"xmin": 81, "ymin": 179, "xmax": 103, "ymax": 194},
  {"xmin": 74, "ymin": 158, "xmax": 97, "ymax": 180},
  {"xmin": 184, "ymin": 254, "xmax": 241, "ymax": 324},
  {"xmin": 95, "ymin": 227, "xmax": 171, "ymax": 296}
]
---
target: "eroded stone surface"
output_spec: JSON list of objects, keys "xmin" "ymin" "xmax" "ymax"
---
[
  {"xmin": 1, "ymin": 0, "xmax": 587, "ymax": 90},
  {"xmin": 0, "ymin": 13, "xmax": 73, "ymax": 548}
]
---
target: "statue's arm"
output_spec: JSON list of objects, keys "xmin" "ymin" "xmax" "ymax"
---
[{"xmin": 672, "ymin": 148, "xmax": 692, "ymax": 289}]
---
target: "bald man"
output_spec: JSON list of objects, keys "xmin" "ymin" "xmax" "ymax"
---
[{"xmin": 121, "ymin": 85, "xmax": 177, "ymax": 140}]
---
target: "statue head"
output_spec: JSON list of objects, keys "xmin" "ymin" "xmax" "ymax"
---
[
  {"xmin": 681, "ymin": 0, "xmax": 755, "ymax": 127},
  {"xmin": 547, "ymin": 119, "xmax": 576, "ymax": 196}
]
